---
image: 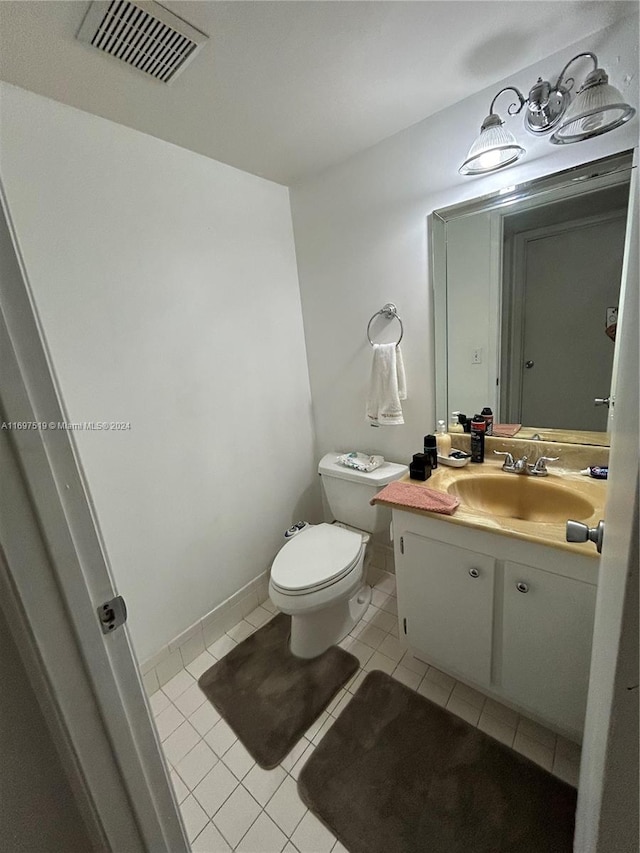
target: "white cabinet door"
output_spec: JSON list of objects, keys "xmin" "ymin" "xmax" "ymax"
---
[
  {"xmin": 502, "ymin": 561, "xmax": 597, "ymax": 733},
  {"xmin": 397, "ymin": 533, "xmax": 495, "ymax": 685}
]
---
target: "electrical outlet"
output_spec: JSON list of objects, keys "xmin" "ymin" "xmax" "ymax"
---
[{"xmin": 472, "ymin": 348, "xmax": 483, "ymax": 364}]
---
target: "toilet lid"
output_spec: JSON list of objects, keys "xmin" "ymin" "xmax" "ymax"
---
[{"xmin": 271, "ymin": 523, "xmax": 363, "ymax": 593}]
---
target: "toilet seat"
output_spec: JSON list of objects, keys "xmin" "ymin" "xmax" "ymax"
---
[{"xmin": 270, "ymin": 523, "xmax": 364, "ymax": 595}]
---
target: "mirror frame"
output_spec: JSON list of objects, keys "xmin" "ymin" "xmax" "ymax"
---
[{"xmin": 430, "ymin": 150, "xmax": 634, "ymax": 445}]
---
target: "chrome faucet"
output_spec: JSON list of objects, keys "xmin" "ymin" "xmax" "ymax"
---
[{"xmin": 494, "ymin": 451, "xmax": 558, "ymax": 476}]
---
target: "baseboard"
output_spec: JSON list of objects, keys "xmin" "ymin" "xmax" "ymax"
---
[{"xmin": 140, "ymin": 569, "xmax": 270, "ymax": 691}]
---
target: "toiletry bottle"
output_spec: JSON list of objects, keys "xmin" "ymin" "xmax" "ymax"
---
[
  {"xmin": 449, "ymin": 412, "xmax": 464, "ymax": 434},
  {"xmin": 423, "ymin": 434, "xmax": 438, "ymax": 469},
  {"xmin": 470, "ymin": 414, "xmax": 486, "ymax": 463},
  {"xmin": 481, "ymin": 407, "xmax": 494, "ymax": 436},
  {"xmin": 435, "ymin": 420, "xmax": 452, "ymax": 457},
  {"xmin": 580, "ymin": 466, "xmax": 608, "ymax": 480},
  {"xmin": 410, "ymin": 453, "xmax": 431, "ymax": 481}
]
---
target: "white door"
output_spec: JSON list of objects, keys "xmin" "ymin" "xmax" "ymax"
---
[
  {"xmin": 574, "ymin": 157, "xmax": 638, "ymax": 851},
  {"xmin": 397, "ymin": 533, "xmax": 495, "ymax": 685},
  {"xmin": 0, "ymin": 190, "xmax": 189, "ymax": 852}
]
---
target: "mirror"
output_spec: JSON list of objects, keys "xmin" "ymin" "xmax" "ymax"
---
[{"xmin": 431, "ymin": 151, "xmax": 633, "ymax": 446}]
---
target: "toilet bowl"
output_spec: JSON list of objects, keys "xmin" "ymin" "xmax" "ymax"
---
[
  {"xmin": 269, "ymin": 452, "xmax": 408, "ymax": 659},
  {"xmin": 269, "ymin": 522, "xmax": 372, "ymax": 659}
]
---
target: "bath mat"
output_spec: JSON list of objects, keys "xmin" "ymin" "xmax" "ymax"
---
[
  {"xmin": 298, "ymin": 671, "xmax": 577, "ymax": 853},
  {"xmin": 198, "ymin": 613, "xmax": 358, "ymax": 769}
]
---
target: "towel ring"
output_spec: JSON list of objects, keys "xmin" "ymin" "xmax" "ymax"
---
[{"xmin": 367, "ymin": 303, "xmax": 403, "ymax": 347}]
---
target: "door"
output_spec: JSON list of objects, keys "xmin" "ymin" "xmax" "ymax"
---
[
  {"xmin": 517, "ymin": 213, "xmax": 626, "ymax": 430},
  {"xmin": 501, "ymin": 561, "xmax": 596, "ymax": 735},
  {"xmin": 575, "ymin": 158, "xmax": 639, "ymax": 851},
  {"xmin": 0, "ymin": 188, "xmax": 189, "ymax": 852},
  {"xmin": 397, "ymin": 533, "xmax": 495, "ymax": 685}
]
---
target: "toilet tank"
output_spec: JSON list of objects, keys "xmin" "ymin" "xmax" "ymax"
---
[{"xmin": 318, "ymin": 453, "xmax": 408, "ymax": 534}]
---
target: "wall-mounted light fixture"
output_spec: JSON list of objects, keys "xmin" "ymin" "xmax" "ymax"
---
[{"xmin": 459, "ymin": 52, "xmax": 636, "ymax": 176}]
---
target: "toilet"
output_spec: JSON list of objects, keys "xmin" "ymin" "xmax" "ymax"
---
[{"xmin": 269, "ymin": 452, "xmax": 408, "ymax": 658}]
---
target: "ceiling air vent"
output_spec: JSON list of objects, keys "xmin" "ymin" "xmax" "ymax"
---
[{"xmin": 77, "ymin": 1, "xmax": 208, "ymax": 83}]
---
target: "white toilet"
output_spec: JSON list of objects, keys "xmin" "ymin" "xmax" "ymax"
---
[{"xmin": 269, "ymin": 452, "xmax": 408, "ymax": 658}]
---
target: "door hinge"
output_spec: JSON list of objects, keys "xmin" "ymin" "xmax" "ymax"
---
[
  {"xmin": 400, "ymin": 536, "xmax": 404, "ymax": 554},
  {"xmin": 403, "ymin": 617, "xmax": 407, "ymax": 635},
  {"xmin": 98, "ymin": 595, "xmax": 127, "ymax": 635}
]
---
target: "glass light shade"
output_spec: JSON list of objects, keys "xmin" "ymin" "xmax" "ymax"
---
[
  {"xmin": 551, "ymin": 72, "xmax": 636, "ymax": 144},
  {"xmin": 459, "ymin": 115, "xmax": 525, "ymax": 175}
]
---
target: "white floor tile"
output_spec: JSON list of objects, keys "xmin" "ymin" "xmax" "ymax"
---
[
  {"xmin": 143, "ymin": 669, "xmax": 160, "ymax": 695},
  {"xmin": 222, "ymin": 739, "xmax": 256, "ymax": 781},
  {"xmin": 367, "ymin": 609, "xmax": 397, "ymax": 634},
  {"xmin": 356, "ymin": 623, "xmax": 387, "ymax": 650},
  {"xmin": 291, "ymin": 810, "xmax": 336, "ymax": 853},
  {"xmin": 170, "ymin": 769, "xmax": 189, "ymax": 805},
  {"xmin": 325, "ymin": 688, "xmax": 346, "ymax": 716},
  {"xmin": 338, "ymin": 637, "xmax": 374, "ymax": 667},
  {"xmin": 237, "ymin": 811, "xmax": 287, "ymax": 853},
  {"xmin": 190, "ymin": 700, "xmax": 222, "ymax": 737},
  {"xmin": 156, "ymin": 650, "xmax": 184, "ymax": 687},
  {"xmin": 392, "ymin": 665, "xmax": 422, "ymax": 690},
  {"xmin": 423, "ymin": 666, "xmax": 455, "ymax": 691},
  {"xmin": 370, "ymin": 589, "xmax": 389, "ymax": 610},
  {"xmin": 280, "ymin": 737, "xmax": 311, "ymax": 774},
  {"xmin": 416, "ymin": 676, "xmax": 452, "ymax": 707},
  {"xmin": 266, "ymin": 775, "xmax": 307, "ymax": 837},
  {"xmin": 283, "ymin": 844, "xmax": 299, "ymax": 853},
  {"xmin": 516, "ymin": 717, "xmax": 557, "ymax": 751},
  {"xmin": 155, "ymin": 703, "xmax": 186, "ymax": 742},
  {"xmin": 192, "ymin": 820, "xmax": 232, "ymax": 852},
  {"xmin": 380, "ymin": 596, "xmax": 398, "ymax": 616},
  {"xmin": 377, "ymin": 634, "xmax": 405, "ymax": 663},
  {"xmin": 373, "ymin": 573, "xmax": 396, "ymax": 596},
  {"xmin": 245, "ymin": 605, "xmax": 272, "ymax": 628},
  {"xmin": 330, "ymin": 691, "xmax": 353, "ymax": 719},
  {"xmin": 193, "ymin": 762, "xmax": 239, "ymax": 818},
  {"xmin": 482, "ymin": 697, "xmax": 520, "ymax": 729},
  {"xmin": 180, "ymin": 794, "xmax": 209, "ymax": 843},
  {"xmin": 477, "ymin": 710, "xmax": 516, "ymax": 748},
  {"xmin": 513, "ymin": 731, "xmax": 554, "ymax": 771},
  {"xmin": 363, "ymin": 650, "xmax": 396, "ymax": 675},
  {"xmin": 243, "ymin": 764, "xmax": 287, "ymax": 807},
  {"xmin": 304, "ymin": 711, "xmax": 329, "ymax": 742},
  {"xmin": 186, "ymin": 650, "xmax": 217, "ymax": 679},
  {"xmin": 205, "ymin": 718, "xmax": 238, "ymax": 758},
  {"xmin": 162, "ymin": 668, "xmax": 196, "ymax": 702},
  {"xmin": 311, "ymin": 714, "xmax": 336, "ymax": 745},
  {"xmin": 163, "ymin": 720, "xmax": 201, "ymax": 767},
  {"xmin": 174, "ymin": 682, "xmax": 207, "ymax": 718},
  {"xmin": 290, "ymin": 741, "xmax": 315, "ymax": 781},
  {"xmin": 208, "ymin": 634, "xmax": 238, "ymax": 660},
  {"xmin": 227, "ymin": 620, "xmax": 256, "ymax": 643},
  {"xmin": 399, "ymin": 651, "xmax": 429, "ymax": 677},
  {"xmin": 450, "ymin": 681, "xmax": 487, "ymax": 710},
  {"xmin": 332, "ymin": 842, "xmax": 349, "ymax": 853},
  {"xmin": 213, "ymin": 785, "xmax": 261, "ymax": 848},
  {"xmin": 345, "ymin": 669, "xmax": 368, "ymax": 695},
  {"xmin": 175, "ymin": 740, "xmax": 219, "ymax": 790},
  {"xmin": 149, "ymin": 689, "xmax": 171, "ymax": 717},
  {"xmin": 446, "ymin": 694, "xmax": 482, "ymax": 726},
  {"xmin": 262, "ymin": 598, "xmax": 277, "ymax": 613}
]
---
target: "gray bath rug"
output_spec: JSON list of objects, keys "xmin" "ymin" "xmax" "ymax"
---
[
  {"xmin": 198, "ymin": 613, "xmax": 358, "ymax": 769},
  {"xmin": 298, "ymin": 670, "xmax": 577, "ymax": 853}
]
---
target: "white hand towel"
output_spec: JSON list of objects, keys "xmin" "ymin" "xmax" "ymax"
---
[{"xmin": 366, "ymin": 343, "xmax": 407, "ymax": 426}]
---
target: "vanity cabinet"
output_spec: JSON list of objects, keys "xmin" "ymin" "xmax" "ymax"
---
[
  {"xmin": 501, "ymin": 561, "xmax": 597, "ymax": 733},
  {"xmin": 399, "ymin": 534, "xmax": 495, "ymax": 684},
  {"xmin": 393, "ymin": 509, "xmax": 598, "ymax": 739}
]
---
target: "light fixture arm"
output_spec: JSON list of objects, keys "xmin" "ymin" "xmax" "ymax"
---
[
  {"xmin": 554, "ymin": 52, "xmax": 598, "ymax": 94},
  {"xmin": 488, "ymin": 86, "xmax": 527, "ymax": 118}
]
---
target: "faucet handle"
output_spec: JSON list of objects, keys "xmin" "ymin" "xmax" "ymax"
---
[
  {"xmin": 530, "ymin": 456, "xmax": 559, "ymax": 475},
  {"xmin": 493, "ymin": 450, "xmax": 515, "ymax": 469}
]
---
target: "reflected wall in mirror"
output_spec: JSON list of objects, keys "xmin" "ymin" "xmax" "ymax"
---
[{"xmin": 431, "ymin": 151, "xmax": 634, "ymax": 446}]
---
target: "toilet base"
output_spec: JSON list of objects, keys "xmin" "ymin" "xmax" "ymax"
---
[{"xmin": 289, "ymin": 583, "xmax": 372, "ymax": 659}]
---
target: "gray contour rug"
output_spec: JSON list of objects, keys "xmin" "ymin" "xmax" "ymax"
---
[
  {"xmin": 198, "ymin": 613, "xmax": 358, "ymax": 769},
  {"xmin": 298, "ymin": 670, "xmax": 577, "ymax": 853}
]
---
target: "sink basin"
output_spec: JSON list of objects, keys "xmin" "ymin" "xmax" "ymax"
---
[{"xmin": 447, "ymin": 475, "xmax": 595, "ymax": 523}]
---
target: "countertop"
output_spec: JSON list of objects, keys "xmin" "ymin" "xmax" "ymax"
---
[{"xmin": 376, "ymin": 458, "xmax": 606, "ymax": 558}]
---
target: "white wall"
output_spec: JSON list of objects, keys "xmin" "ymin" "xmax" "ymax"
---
[
  {"xmin": 0, "ymin": 83, "xmax": 318, "ymax": 662},
  {"xmin": 290, "ymin": 16, "xmax": 638, "ymax": 467}
]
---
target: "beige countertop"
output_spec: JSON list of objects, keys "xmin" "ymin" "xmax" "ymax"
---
[{"xmin": 378, "ymin": 457, "xmax": 606, "ymax": 558}]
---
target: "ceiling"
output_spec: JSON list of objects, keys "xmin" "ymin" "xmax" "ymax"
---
[{"xmin": 0, "ymin": 1, "xmax": 635, "ymax": 184}]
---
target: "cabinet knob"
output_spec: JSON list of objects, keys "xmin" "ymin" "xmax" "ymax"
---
[
  {"xmin": 516, "ymin": 581, "xmax": 529, "ymax": 594},
  {"xmin": 468, "ymin": 568, "xmax": 480, "ymax": 578}
]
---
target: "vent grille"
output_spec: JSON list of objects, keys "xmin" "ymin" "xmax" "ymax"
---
[{"xmin": 77, "ymin": 1, "xmax": 208, "ymax": 83}]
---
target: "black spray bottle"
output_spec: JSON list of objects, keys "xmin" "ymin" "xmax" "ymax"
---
[
  {"xmin": 423, "ymin": 434, "xmax": 438, "ymax": 470},
  {"xmin": 470, "ymin": 414, "xmax": 486, "ymax": 463}
]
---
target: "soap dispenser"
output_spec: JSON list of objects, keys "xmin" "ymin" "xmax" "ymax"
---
[{"xmin": 436, "ymin": 420, "xmax": 452, "ymax": 458}]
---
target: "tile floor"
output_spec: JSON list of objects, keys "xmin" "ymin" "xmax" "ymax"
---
[{"xmin": 147, "ymin": 572, "xmax": 581, "ymax": 852}]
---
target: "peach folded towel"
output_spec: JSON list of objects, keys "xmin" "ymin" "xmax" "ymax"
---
[
  {"xmin": 493, "ymin": 424, "xmax": 522, "ymax": 437},
  {"xmin": 371, "ymin": 481, "xmax": 460, "ymax": 515}
]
